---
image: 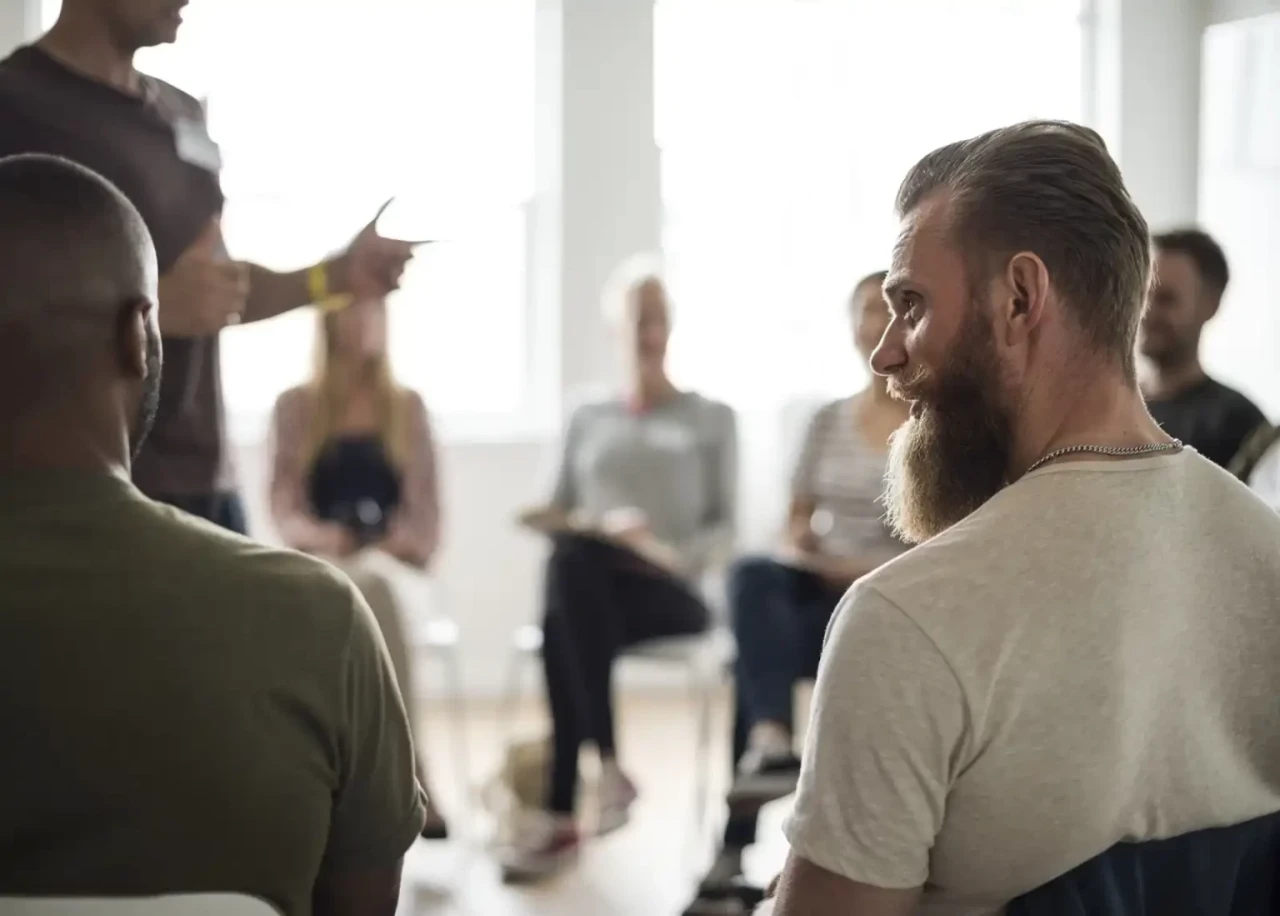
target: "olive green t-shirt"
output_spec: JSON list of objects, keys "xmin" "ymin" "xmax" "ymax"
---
[{"xmin": 0, "ymin": 471, "xmax": 425, "ymax": 916}]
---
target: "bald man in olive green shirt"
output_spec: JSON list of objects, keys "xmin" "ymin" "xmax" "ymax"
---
[{"xmin": 0, "ymin": 156, "xmax": 424, "ymax": 916}]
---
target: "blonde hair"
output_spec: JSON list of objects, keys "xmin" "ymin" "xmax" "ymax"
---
[
  {"xmin": 303, "ymin": 304, "xmax": 413, "ymax": 472},
  {"xmin": 600, "ymin": 253, "xmax": 673, "ymax": 328}
]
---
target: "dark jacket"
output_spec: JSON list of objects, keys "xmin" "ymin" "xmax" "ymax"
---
[{"xmin": 1008, "ymin": 812, "xmax": 1280, "ymax": 916}]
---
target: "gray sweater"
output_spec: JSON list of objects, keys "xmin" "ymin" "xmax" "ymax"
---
[{"xmin": 550, "ymin": 391, "xmax": 737, "ymax": 579}]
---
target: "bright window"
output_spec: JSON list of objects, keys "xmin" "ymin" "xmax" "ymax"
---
[
  {"xmin": 656, "ymin": 0, "xmax": 1085, "ymax": 409},
  {"xmin": 43, "ymin": 0, "xmax": 536, "ymax": 438}
]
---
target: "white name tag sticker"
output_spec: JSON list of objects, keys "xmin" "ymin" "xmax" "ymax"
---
[
  {"xmin": 173, "ymin": 117, "xmax": 222, "ymax": 173},
  {"xmin": 646, "ymin": 423, "xmax": 696, "ymax": 453}
]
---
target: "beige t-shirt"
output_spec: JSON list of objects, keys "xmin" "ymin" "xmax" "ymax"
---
[
  {"xmin": 0, "ymin": 472, "xmax": 425, "ymax": 916},
  {"xmin": 785, "ymin": 450, "xmax": 1280, "ymax": 915}
]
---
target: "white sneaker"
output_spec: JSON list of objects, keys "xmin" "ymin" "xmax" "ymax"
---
[
  {"xmin": 498, "ymin": 812, "xmax": 581, "ymax": 883},
  {"xmin": 596, "ymin": 763, "xmax": 639, "ymax": 836}
]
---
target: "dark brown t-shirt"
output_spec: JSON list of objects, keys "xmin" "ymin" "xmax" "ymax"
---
[{"xmin": 0, "ymin": 46, "xmax": 226, "ymax": 496}]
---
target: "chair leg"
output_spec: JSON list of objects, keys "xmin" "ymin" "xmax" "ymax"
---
[
  {"xmin": 690, "ymin": 662, "xmax": 714, "ymax": 859},
  {"xmin": 498, "ymin": 642, "xmax": 529, "ymax": 752},
  {"xmin": 443, "ymin": 646, "xmax": 471, "ymax": 831}
]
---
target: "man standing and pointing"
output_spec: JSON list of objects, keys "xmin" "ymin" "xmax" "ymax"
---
[{"xmin": 0, "ymin": 0, "xmax": 417, "ymax": 530}]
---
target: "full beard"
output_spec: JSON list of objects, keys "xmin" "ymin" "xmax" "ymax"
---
[{"xmin": 882, "ymin": 307, "xmax": 1012, "ymax": 545}]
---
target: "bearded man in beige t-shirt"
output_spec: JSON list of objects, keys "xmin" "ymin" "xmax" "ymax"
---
[{"xmin": 769, "ymin": 120, "xmax": 1280, "ymax": 916}]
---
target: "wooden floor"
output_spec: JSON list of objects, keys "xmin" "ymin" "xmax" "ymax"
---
[{"xmin": 400, "ymin": 689, "xmax": 793, "ymax": 916}]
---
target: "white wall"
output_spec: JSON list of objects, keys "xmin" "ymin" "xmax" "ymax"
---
[
  {"xmin": 1210, "ymin": 0, "xmax": 1280, "ymax": 23},
  {"xmin": 1090, "ymin": 0, "xmax": 1206, "ymax": 227},
  {"xmin": 0, "ymin": 0, "xmax": 35, "ymax": 56}
]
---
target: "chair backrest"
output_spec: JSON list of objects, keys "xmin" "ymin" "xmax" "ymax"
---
[
  {"xmin": 0, "ymin": 895, "xmax": 279, "ymax": 916},
  {"xmin": 1006, "ymin": 811, "xmax": 1280, "ymax": 916}
]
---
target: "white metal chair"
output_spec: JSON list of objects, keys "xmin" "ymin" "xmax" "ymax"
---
[
  {"xmin": 0, "ymin": 895, "xmax": 279, "ymax": 916},
  {"xmin": 363, "ymin": 553, "xmax": 472, "ymax": 829},
  {"xmin": 404, "ymin": 587, "xmax": 472, "ymax": 830}
]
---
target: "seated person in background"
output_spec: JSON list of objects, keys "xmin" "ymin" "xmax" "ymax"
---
[
  {"xmin": 0, "ymin": 154, "xmax": 422, "ymax": 916},
  {"xmin": 270, "ymin": 296, "xmax": 448, "ymax": 838},
  {"xmin": 1139, "ymin": 228, "xmax": 1268, "ymax": 472},
  {"xmin": 501, "ymin": 257, "xmax": 738, "ymax": 882},
  {"xmin": 685, "ymin": 273, "xmax": 908, "ymax": 915}
]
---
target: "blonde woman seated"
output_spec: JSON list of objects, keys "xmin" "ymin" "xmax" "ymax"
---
[
  {"xmin": 270, "ymin": 296, "xmax": 448, "ymax": 839},
  {"xmin": 501, "ymin": 259, "xmax": 738, "ymax": 882}
]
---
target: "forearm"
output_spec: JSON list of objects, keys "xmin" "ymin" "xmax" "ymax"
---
[
  {"xmin": 243, "ymin": 256, "xmax": 350, "ymax": 324},
  {"xmin": 773, "ymin": 855, "xmax": 921, "ymax": 916},
  {"xmin": 381, "ymin": 514, "xmax": 437, "ymax": 570},
  {"xmin": 276, "ymin": 508, "xmax": 334, "ymax": 554}
]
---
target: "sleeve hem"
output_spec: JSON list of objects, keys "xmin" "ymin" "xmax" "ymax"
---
[
  {"xmin": 324, "ymin": 793, "xmax": 427, "ymax": 871},
  {"xmin": 783, "ymin": 817, "xmax": 926, "ymax": 892}
]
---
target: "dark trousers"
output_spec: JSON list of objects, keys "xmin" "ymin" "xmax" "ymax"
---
[
  {"xmin": 722, "ymin": 556, "xmax": 846, "ymax": 849},
  {"xmin": 152, "ymin": 491, "xmax": 248, "ymax": 536},
  {"xmin": 542, "ymin": 533, "xmax": 709, "ymax": 815}
]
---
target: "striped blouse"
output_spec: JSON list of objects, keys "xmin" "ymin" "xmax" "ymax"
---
[{"xmin": 790, "ymin": 395, "xmax": 906, "ymax": 561}]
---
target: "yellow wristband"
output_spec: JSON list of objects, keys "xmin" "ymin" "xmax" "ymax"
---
[{"xmin": 309, "ymin": 262, "xmax": 352, "ymax": 313}]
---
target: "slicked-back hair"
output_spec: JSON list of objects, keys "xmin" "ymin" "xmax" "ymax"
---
[{"xmin": 896, "ymin": 120, "xmax": 1151, "ymax": 382}]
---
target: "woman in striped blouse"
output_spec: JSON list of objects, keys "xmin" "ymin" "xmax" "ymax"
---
[{"xmin": 689, "ymin": 272, "xmax": 910, "ymax": 912}]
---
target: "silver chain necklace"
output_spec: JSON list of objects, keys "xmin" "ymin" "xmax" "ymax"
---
[{"xmin": 1024, "ymin": 439, "xmax": 1184, "ymax": 476}]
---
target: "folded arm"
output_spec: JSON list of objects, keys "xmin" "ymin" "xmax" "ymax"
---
[
  {"xmin": 378, "ymin": 391, "xmax": 441, "ymax": 569},
  {"xmin": 771, "ymin": 856, "xmax": 920, "ymax": 916},
  {"xmin": 269, "ymin": 388, "xmax": 338, "ymax": 553}
]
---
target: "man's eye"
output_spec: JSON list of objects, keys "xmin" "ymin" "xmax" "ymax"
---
[{"xmin": 902, "ymin": 296, "xmax": 923, "ymax": 325}]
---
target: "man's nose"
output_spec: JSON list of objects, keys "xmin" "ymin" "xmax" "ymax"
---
[{"xmin": 870, "ymin": 318, "xmax": 906, "ymax": 378}]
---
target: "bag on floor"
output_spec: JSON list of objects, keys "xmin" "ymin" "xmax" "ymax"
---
[{"xmin": 481, "ymin": 734, "xmax": 550, "ymax": 845}]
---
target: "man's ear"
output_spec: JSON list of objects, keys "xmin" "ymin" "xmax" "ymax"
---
[
  {"xmin": 116, "ymin": 298, "xmax": 151, "ymax": 381},
  {"xmin": 1201, "ymin": 290, "xmax": 1222, "ymax": 324},
  {"xmin": 1002, "ymin": 251, "xmax": 1051, "ymax": 347}
]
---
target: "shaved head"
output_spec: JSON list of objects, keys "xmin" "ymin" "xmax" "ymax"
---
[
  {"xmin": 0, "ymin": 153, "xmax": 156, "ymax": 321},
  {"xmin": 0, "ymin": 154, "xmax": 162, "ymax": 467}
]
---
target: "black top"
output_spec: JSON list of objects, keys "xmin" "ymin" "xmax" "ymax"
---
[
  {"xmin": 307, "ymin": 437, "xmax": 402, "ymax": 546},
  {"xmin": 0, "ymin": 45, "xmax": 227, "ymax": 496},
  {"xmin": 1147, "ymin": 376, "xmax": 1268, "ymax": 473}
]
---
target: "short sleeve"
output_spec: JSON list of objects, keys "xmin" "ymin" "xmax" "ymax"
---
[
  {"xmin": 1226, "ymin": 399, "xmax": 1270, "ymax": 473},
  {"xmin": 783, "ymin": 583, "xmax": 968, "ymax": 889},
  {"xmin": 323, "ymin": 581, "xmax": 426, "ymax": 869},
  {"xmin": 790, "ymin": 402, "xmax": 833, "ymax": 499},
  {"xmin": 705, "ymin": 402, "xmax": 738, "ymax": 530},
  {"xmin": 549, "ymin": 403, "xmax": 588, "ymax": 511}
]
